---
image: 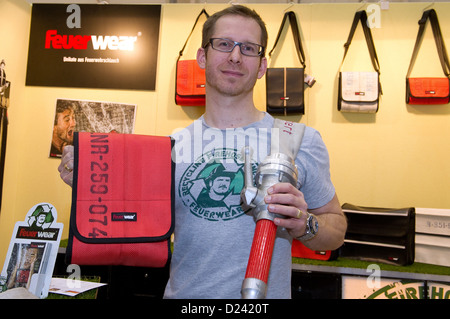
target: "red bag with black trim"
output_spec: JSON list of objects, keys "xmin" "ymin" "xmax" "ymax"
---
[
  {"xmin": 175, "ymin": 59, "xmax": 206, "ymax": 106},
  {"xmin": 175, "ymin": 9, "xmax": 208, "ymax": 107},
  {"xmin": 406, "ymin": 9, "xmax": 450, "ymax": 105},
  {"xmin": 406, "ymin": 77, "xmax": 450, "ymax": 105},
  {"xmin": 65, "ymin": 132, "xmax": 174, "ymax": 268},
  {"xmin": 291, "ymin": 239, "xmax": 338, "ymax": 261}
]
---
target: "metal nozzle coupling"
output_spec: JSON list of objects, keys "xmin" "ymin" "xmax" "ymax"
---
[{"xmin": 240, "ymin": 147, "xmax": 298, "ymax": 222}]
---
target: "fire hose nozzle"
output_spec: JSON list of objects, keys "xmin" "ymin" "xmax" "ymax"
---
[
  {"xmin": 241, "ymin": 278, "xmax": 267, "ymax": 299},
  {"xmin": 240, "ymin": 147, "xmax": 299, "ymax": 299}
]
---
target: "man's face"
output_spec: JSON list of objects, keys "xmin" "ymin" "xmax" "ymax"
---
[
  {"xmin": 37, "ymin": 214, "xmax": 46, "ymax": 225},
  {"xmin": 22, "ymin": 248, "xmax": 38, "ymax": 268},
  {"xmin": 210, "ymin": 176, "xmax": 231, "ymax": 195},
  {"xmin": 54, "ymin": 108, "xmax": 76, "ymax": 144},
  {"xmin": 197, "ymin": 15, "xmax": 267, "ymax": 97}
]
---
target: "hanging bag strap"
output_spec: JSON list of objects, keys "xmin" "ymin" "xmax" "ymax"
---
[
  {"xmin": 406, "ymin": 9, "xmax": 450, "ymax": 78},
  {"xmin": 177, "ymin": 9, "xmax": 209, "ymax": 62},
  {"xmin": 0, "ymin": 107, "xmax": 7, "ymax": 208},
  {"xmin": 339, "ymin": 10, "xmax": 380, "ymax": 75},
  {"xmin": 268, "ymin": 11, "xmax": 306, "ymax": 68}
]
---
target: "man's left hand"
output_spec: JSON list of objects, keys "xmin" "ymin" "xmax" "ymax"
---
[{"xmin": 264, "ymin": 183, "xmax": 308, "ymax": 238}]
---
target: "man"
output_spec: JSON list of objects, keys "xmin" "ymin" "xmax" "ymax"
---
[
  {"xmin": 51, "ymin": 100, "xmax": 76, "ymax": 157},
  {"xmin": 27, "ymin": 204, "xmax": 55, "ymax": 231},
  {"xmin": 59, "ymin": 5, "xmax": 346, "ymax": 299},
  {"xmin": 0, "ymin": 60, "xmax": 9, "ymax": 108},
  {"xmin": 0, "ymin": 60, "xmax": 6, "ymax": 88},
  {"xmin": 197, "ymin": 165, "xmax": 235, "ymax": 209},
  {"xmin": 6, "ymin": 244, "xmax": 39, "ymax": 290}
]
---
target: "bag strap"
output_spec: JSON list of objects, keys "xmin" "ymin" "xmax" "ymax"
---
[
  {"xmin": 272, "ymin": 119, "xmax": 305, "ymax": 160},
  {"xmin": 0, "ymin": 107, "xmax": 7, "ymax": 209},
  {"xmin": 406, "ymin": 9, "xmax": 450, "ymax": 78},
  {"xmin": 177, "ymin": 9, "xmax": 209, "ymax": 62},
  {"xmin": 339, "ymin": 10, "xmax": 380, "ymax": 75},
  {"xmin": 268, "ymin": 11, "xmax": 306, "ymax": 68}
]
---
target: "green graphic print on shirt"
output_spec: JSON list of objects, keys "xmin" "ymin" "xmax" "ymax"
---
[{"xmin": 178, "ymin": 148, "xmax": 258, "ymax": 222}]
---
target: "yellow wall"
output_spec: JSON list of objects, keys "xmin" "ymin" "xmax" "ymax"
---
[{"xmin": 1, "ymin": 1, "xmax": 449, "ymax": 265}]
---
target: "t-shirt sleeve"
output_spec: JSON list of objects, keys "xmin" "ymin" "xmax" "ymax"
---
[{"xmin": 296, "ymin": 127, "xmax": 335, "ymax": 209}]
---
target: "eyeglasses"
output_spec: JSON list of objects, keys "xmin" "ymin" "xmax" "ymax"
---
[{"xmin": 206, "ymin": 38, "xmax": 265, "ymax": 57}]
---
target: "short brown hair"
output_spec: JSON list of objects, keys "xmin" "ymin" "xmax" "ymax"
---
[{"xmin": 202, "ymin": 5, "xmax": 268, "ymax": 56}]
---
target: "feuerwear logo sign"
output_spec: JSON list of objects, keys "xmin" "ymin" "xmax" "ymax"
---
[
  {"xmin": 44, "ymin": 30, "xmax": 138, "ymax": 51},
  {"xmin": 26, "ymin": 4, "xmax": 161, "ymax": 90},
  {"xmin": 0, "ymin": 203, "xmax": 63, "ymax": 298}
]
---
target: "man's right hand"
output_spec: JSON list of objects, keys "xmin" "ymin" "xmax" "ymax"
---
[{"xmin": 58, "ymin": 145, "xmax": 74, "ymax": 187}]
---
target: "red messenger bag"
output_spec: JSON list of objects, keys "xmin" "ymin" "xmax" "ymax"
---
[
  {"xmin": 175, "ymin": 9, "xmax": 209, "ymax": 107},
  {"xmin": 66, "ymin": 132, "xmax": 175, "ymax": 268},
  {"xmin": 406, "ymin": 9, "xmax": 450, "ymax": 105},
  {"xmin": 406, "ymin": 77, "xmax": 450, "ymax": 105},
  {"xmin": 292, "ymin": 239, "xmax": 338, "ymax": 261},
  {"xmin": 175, "ymin": 59, "xmax": 206, "ymax": 106}
]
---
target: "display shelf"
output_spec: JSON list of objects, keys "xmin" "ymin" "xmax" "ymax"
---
[{"xmin": 292, "ymin": 257, "xmax": 450, "ymax": 282}]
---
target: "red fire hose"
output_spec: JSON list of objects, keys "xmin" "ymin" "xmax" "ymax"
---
[{"xmin": 241, "ymin": 219, "xmax": 277, "ymax": 299}]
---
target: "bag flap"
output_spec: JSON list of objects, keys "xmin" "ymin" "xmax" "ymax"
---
[
  {"xmin": 340, "ymin": 71, "xmax": 379, "ymax": 102},
  {"xmin": 407, "ymin": 77, "xmax": 450, "ymax": 98},
  {"xmin": 266, "ymin": 68, "xmax": 285, "ymax": 90},
  {"xmin": 342, "ymin": 203, "xmax": 415, "ymax": 238},
  {"xmin": 176, "ymin": 60, "xmax": 206, "ymax": 96},
  {"xmin": 266, "ymin": 68, "xmax": 304, "ymax": 107},
  {"xmin": 285, "ymin": 68, "xmax": 304, "ymax": 106},
  {"xmin": 70, "ymin": 132, "xmax": 175, "ymax": 244}
]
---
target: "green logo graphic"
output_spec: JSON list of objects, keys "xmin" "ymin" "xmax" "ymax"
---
[
  {"xmin": 367, "ymin": 280, "xmax": 425, "ymax": 299},
  {"xmin": 179, "ymin": 148, "xmax": 257, "ymax": 221}
]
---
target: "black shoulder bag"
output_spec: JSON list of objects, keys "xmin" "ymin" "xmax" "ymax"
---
[
  {"xmin": 340, "ymin": 203, "xmax": 415, "ymax": 266},
  {"xmin": 266, "ymin": 11, "xmax": 311, "ymax": 116}
]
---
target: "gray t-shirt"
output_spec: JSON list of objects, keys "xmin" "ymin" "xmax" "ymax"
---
[{"xmin": 163, "ymin": 112, "xmax": 335, "ymax": 299}]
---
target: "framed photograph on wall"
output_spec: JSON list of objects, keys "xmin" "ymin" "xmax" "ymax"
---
[{"xmin": 50, "ymin": 98, "xmax": 136, "ymax": 158}]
